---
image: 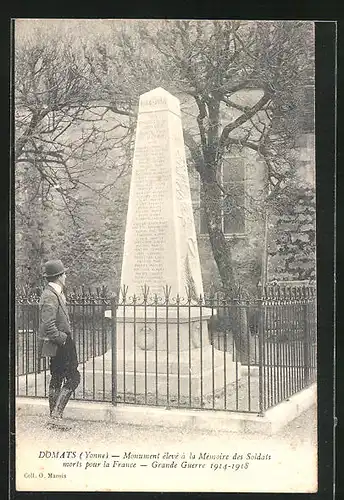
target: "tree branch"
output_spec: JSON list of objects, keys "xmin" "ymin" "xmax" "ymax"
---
[{"xmin": 219, "ymin": 92, "xmax": 271, "ymax": 146}]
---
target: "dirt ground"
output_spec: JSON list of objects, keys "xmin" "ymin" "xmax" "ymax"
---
[
  {"xmin": 15, "ymin": 404, "xmax": 317, "ymax": 445},
  {"xmin": 14, "ymin": 404, "xmax": 317, "ymax": 493}
]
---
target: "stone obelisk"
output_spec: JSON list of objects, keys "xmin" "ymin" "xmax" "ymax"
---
[
  {"xmin": 119, "ymin": 88, "xmax": 205, "ymax": 307},
  {"xmin": 90, "ymin": 88, "xmax": 238, "ymax": 399}
]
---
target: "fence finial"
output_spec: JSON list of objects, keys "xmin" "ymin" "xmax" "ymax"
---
[
  {"xmin": 163, "ymin": 284, "xmax": 171, "ymax": 302},
  {"xmin": 120, "ymin": 285, "xmax": 129, "ymax": 303},
  {"xmin": 142, "ymin": 284, "xmax": 150, "ymax": 302}
]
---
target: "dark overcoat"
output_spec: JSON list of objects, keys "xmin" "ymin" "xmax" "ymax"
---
[{"xmin": 37, "ymin": 285, "xmax": 71, "ymax": 359}]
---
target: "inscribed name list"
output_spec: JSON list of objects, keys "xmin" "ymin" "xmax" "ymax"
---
[{"xmin": 119, "ymin": 88, "xmax": 203, "ymax": 299}]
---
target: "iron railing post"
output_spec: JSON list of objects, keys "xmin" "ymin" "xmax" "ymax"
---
[
  {"xmin": 246, "ymin": 297, "xmax": 251, "ymax": 412},
  {"xmin": 257, "ymin": 283, "xmax": 264, "ymax": 416},
  {"xmin": 111, "ymin": 294, "xmax": 117, "ymax": 406},
  {"xmin": 81, "ymin": 286, "xmax": 86, "ymax": 398},
  {"xmin": 303, "ymin": 287, "xmax": 310, "ymax": 385}
]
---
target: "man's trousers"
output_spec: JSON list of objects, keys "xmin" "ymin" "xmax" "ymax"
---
[{"xmin": 49, "ymin": 335, "xmax": 80, "ymax": 416}]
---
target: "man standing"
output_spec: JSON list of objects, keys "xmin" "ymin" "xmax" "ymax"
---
[{"xmin": 38, "ymin": 259, "xmax": 80, "ymax": 430}]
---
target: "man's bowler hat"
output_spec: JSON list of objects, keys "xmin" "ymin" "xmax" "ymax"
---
[{"xmin": 43, "ymin": 259, "xmax": 68, "ymax": 278}]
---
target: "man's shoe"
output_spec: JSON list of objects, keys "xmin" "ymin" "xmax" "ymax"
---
[{"xmin": 46, "ymin": 416, "xmax": 73, "ymax": 431}]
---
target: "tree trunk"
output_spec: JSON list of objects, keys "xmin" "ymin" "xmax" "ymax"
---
[
  {"xmin": 201, "ymin": 178, "xmax": 254, "ymax": 363},
  {"xmin": 195, "ymin": 99, "xmax": 253, "ymax": 363},
  {"xmin": 202, "ymin": 179, "xmax": 236, "ymax": 294}
]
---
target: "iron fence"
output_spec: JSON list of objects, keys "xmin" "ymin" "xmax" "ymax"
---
[{"xmin": 15, "ymin": 283, "xmax": 316, "ymax": 414}]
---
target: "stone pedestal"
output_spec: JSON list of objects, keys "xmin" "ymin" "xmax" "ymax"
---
[
  {"xmin": 114, "ymin": 307, "xmax": 211, "ymax": 351},
  {"xmin": 87, "ymin": 344, "xmax": 239, "ymax": 400}
]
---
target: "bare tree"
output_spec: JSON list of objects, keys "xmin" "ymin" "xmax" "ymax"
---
[
  {"xmin": 89, "ymin": 20, "xmax": 314, "ymax": 360},
  {"xmin": 15, "ymin": 19, "xmax": 314, "ymax": 315},
  {"xmin": 15, "ymin": 24, "xmax": 136, "ymax": 287},
  {"xmin": 15, "ymin": 27, "xmax": 134, "ymax": 217},
  {"xmin": 93, "ymin": 20, "xmax": 314, "ymax": 292}
]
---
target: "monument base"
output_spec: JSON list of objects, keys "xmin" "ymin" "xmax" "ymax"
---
[
  {"xmin": 82, "ymin": 346, "xmax": 241, "ymax": 399},
  {"xmin": 110, "ymin": 310, "xmax": 214, "ymax": 351}
]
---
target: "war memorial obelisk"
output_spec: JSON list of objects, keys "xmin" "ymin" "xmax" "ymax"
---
[{"xmin": 92, "ymin": 88, "xmax": 237, "ymax": 399}]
